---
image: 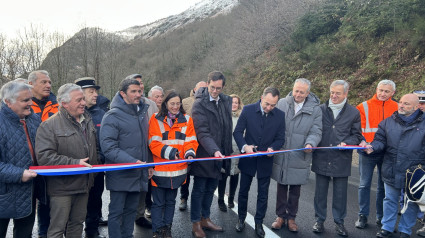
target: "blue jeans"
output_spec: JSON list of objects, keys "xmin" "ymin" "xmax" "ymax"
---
[
  {"xmin": 382, "ymin": 183, "xmax": 419, "ymax": 235},
  {"xmin": 108, "ymin": 191, "xmax": 140, "ymax": 238},
  {"xmin": 190, "ymin": 176, "xmax": 218, "ymax": 222},
  {"xmin": 151, "ymin": 186, "xmax": 178, "ymax": 232},
  {"xmin": 358, "ymin": 153, "xmax": 384, "ymax": 219}
]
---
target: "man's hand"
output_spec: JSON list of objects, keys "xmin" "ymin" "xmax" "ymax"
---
[
  {"xmin": 79, "ymin": 157, "xmax": 92, "ymax": 168},
  {"xmin": 337, "ymin": 142, "xmax": 347, "ymax": 150},
  {"xmin": 148, "ymin": 168, "xmax": 154, "ymax": 179},
  {"xmin": 364, "ymin": 144, "xmax": 373, "ymax": 154},
  {"xmin": 214, "ymin": 151, "xmax": 225, "ymax": 158},
  {"xmin": 244, "ymin": 145, "xmax": 257, "ymax": 154},
  {"xmin": 359, "ymin": 140, "xmax": 367, "ymax": 147},
  {"xmin": 21, "ymin": 169, "xmax": 37, "ymax": 182},
  {"xmin": 267, "ymin": 147, "xmax": 274, "ymax": 157},
  {"xmin": 304, "ymin": 144, "xmax": 313, "ymax": 153},
  {"xmin": 187, "ymin": 156, "xmax": 194, "ymax": 160}
]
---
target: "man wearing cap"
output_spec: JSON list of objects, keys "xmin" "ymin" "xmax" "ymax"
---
[
  {"xmin": 124, "ymin": 74, "xmax": 158, "ymax": 228},
  {"xmin": 75, "ymin": 77, "xmax": 106, "ymax": 238},
  {"xmin": 28, "ymin": 70, "xmax": 59, "ymax": 238}
]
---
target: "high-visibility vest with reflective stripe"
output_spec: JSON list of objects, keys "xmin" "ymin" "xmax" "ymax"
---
[
  {"xmin": 148, "ymin": 112, "xmax": 198, "ymax": 189},
  {"xmin": 356, "ymin": 94, "xmax": 398, "ymax": 142}
]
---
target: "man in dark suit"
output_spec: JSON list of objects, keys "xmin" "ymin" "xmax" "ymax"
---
[{"xmin": 233, "ymin": 87, "xmax": 286, "ymax": 238}]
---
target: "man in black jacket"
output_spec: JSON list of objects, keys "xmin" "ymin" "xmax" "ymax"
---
[
  {"xmin": 190, "ymin": 71, "xmax": 233, "ymax": 238},
  {"xmin": 311, "ymin": 80, "xmax": 362, "ymax": 237}
]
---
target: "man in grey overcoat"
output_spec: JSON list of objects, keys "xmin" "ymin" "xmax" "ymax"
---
[{"xmin": 271, "ymin": 78, "xmax": 322, "ymax": 232}]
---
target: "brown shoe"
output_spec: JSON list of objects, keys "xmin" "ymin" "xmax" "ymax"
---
[
  {"xmin": 287, "ymin": 219, "xmax": 298, "ymax": 232},
  {"xmin": 271, "ymin": 217, "xmax": 285, "ymax": 230},
  {"xmin": 200, "ymin": 217, "xmax": 224, "ymax": 232},
  {"xmin": 192, "ymin": 222, "xmax": 206, "ymax": 238}
]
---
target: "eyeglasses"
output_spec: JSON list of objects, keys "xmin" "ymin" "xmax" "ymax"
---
[
  {"xmin": 168, "ymin": 102, "xmax": 181, "ymax": 107},
  {"xmin": 209, "ymin": 86, "xmax": 222, "ymax": 92}
]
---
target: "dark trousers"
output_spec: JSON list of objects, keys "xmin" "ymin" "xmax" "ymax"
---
[
  {"xmin": 151, "ymin": 186, "xmax": 178, "ymax": 232},
  {"xmin": 190, "ymin": 176, "xmax": 218, "ymax": 222},
  {"xmin": 0, "ymin": 204, "xmax": 36, "ymax": 238},
  {"xmin": 238, "ymin": 173, "xmax": 271, "ymax": 224},
  {"xmin": 314, "ymin": 173, "xmax": 348, "ymax": 224},
  {"xmin": 37, "ymin": 198, "xmax": 50, "ymax": 236},
  {"xmin": 218, "ymin": 173, "xmax": 239, "ymax": 201},
  {"xmin": 108, "ymin": 191, "xmax": 140, "ymax": 238},
  {"xmin": 145, "ymin": 180, "xmax": 153, "ymax": 209},
  {"xmin": 85, "ymin": 172, "xmax": 105, "ymax": 235},
  {"xmin": 180, "ymin": 175, "xmax": 191, "ymax": 200},
  {"xmin": 276, "ymin": 184, "xmax": 301, "ymax": 219}
]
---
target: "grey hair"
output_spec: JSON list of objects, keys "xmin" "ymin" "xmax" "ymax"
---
[
  {"xmin": 28, "ymin": 70, "xmax": 50, "ymax": 84},
  {"xmin": 0, "ymin": 81, "xmax": 33, "ymax": 105},
  {"xmin": 377, "ymin": 79, "xmax": 396, "ymax": 91},
  {"xmin": 294, "ymin": 78, "xmax": 311, "ymax": 92},
  {"xmin": 14, "ymin": 78, "xmax": 28, "ymax": 84},
  {"xmin": 57, "ymin": 83, "xmax": 83, "ymax": 107},
  {"xmin": 262, "ymin": 87, "xmax": 280, "ymax": 98},
  {"xmin": 330, "ymin": 80, "xmax": 349, "ymax": 93},
  {"xmin": 148, "ymin": 85, "xmax": 164, "ymax": 98},
  {"xmin": 125, "ymin": 73, "xmax": 142, "ymax": 81}
]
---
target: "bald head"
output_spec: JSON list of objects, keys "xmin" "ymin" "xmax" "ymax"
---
[
  {"xmin": 194, "ymin": 81, "xmax": 207, "ymax": 92},
  {"xmin": 398, "ymin": 93, "xmax": 419, "ymax": 116}
]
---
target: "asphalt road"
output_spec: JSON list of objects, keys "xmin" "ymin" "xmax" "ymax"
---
[{"xmin": 6, "ymin": 162, "xmax": 425, "ymax": 237}]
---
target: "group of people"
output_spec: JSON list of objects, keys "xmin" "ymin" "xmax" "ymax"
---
[{"xmin": 1, "ymin": 69, "xmax": 425, "ymax": 238}]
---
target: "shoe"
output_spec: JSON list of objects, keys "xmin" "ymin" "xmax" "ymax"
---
[
  {"xmin": 400, "ymin": 232, "xmax": 410, "ymax": 238},
  {"xmin": 376, "ymin": 229, "xmax": 392, "ymax": 238},
  {"xmin": 376, "ymin": 218, "xmax": 382, "ymax": 227},
  {"xmin": 355, "ymin": 214, "xmax": 368, "ymax": 229},
  {"xmin": 98, "ymin": 217, "xmax": 108, "ymax": 226},
  {"xmin": 417, "ymin": 225, "xmax": 425, "ymax": 237},
  {"xmin": 235, "ymin": 219, "xmax": 245, "ymax": 232},
  {"xmin": 144, "ymin": 207, "xmax": 151, "ymax": 218},
  {"xmin": 271, "ymin": 217, "xmax": 285, "ymax": 230},
  {"xmin": 163, "ymin": 225, "xmax": 172, "ymax": 238},
  {"xmin": 200, "ymin": 217, "xmax": 223, "ymax": 231},
  {"xmin": 228, "ymin": 197, "xmax": 235, "ymax": 208},
  {"xmin": 152, "ymin": 231, "xmax": 161, "ymax": 238},
  {"xmin": 85, "ymin": 232, "xmax": 106, "ymax": 238},
  {"xmin": 312, "ymin": 221, "xmax": 324, "ymax": 233},
  {"xmin": 255, "ymin": 223, "xmax": 265, "ymax": 238},
  {"xmin": 192, "ymin": 222, "xmax": 206, "ymax": 238},
  {"xmin": 335, "ymin": 223, "xmax": 348, "ymax": 237},
  {"xmin": 218, "ymin": 199, "xmax": 227, "ymax": 212},
  {"xmin": 135, "ymin": 216, "xmax": 152, "ymax": 228},
  {"xmin": 287, "ymin": 219, "xmax": 298, "ymax": 232},
  {"xmin": 179, "ymin": 199, "xmax": 187, "ymax": 211}
]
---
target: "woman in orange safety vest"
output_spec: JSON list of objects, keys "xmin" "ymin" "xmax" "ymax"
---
[{"xmin": 148, "ymin": 90, "xmax": 198, "ymax": 238}]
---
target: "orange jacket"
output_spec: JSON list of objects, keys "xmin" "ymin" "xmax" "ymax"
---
[
  {"xmin": 148, "ymin": 112, "xmax": 198, "ymax": 189},
  {"xmin": 356, "ymin": 94, "xmax": 398, "ymax": 142},
  {"xmin": 31, "ymin": 94, "xmax": 59, "ymax": 122}
]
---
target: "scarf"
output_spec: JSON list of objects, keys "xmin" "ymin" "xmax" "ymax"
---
[
  {"xmin": 398, "ymin": 109, "xmax": 421, "ymax": 125},
  {"xmin": 328, "ymin": 98, "xmax": 347, "ymax": 119},
  {"xmin": 167, "ymin": 111, "xmax": 178, "ymax": 127}
]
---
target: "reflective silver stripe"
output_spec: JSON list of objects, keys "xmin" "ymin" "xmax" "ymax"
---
[
  {"xmin": 185, "ymin": 115, "xmax": 190, "ymax": 122},
  {"xmin": 164, "ymin": 146, "xmax": 173, "ymax": 159},
  {"xmin": 362, "ymin": 102, "xmax": 378, "ymax": 134},
  {"xmin": 149, "ymin": 136, "xmax": 162, "ymax": 144},
  {"xmin": 185, "ymin": 149, "xmax": 195, "ymax": 157},
  {"xmin": 163, "ymin": 139, "xmax": 184, "ymax": 145},
  {"xmin": 158, "ymin": 120, "xmax": 166, "ymax": 134},
  {"xmin": 153, "ymin": 168, "xmax": 187, "ymax": 177},
  {"xmin": 185, "ymin": 136, "xmax": 197, "ymax": 142},
  {"xmin": 181, "ymin": 126, "xmax": 187, "ymax": 134}
]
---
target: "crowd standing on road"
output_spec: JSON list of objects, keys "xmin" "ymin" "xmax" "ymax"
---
[{"xmin": 2, "ymin": 69, "xmax": 425, "ymax": 238}]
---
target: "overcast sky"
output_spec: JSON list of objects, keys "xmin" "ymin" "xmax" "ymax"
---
[{"xmin": 1, "ymin": 0, "xmax": 202, "ymax": 38}]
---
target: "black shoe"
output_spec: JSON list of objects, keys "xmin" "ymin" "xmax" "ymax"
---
[
  {"xmin": 179, "ymin": 199, "xmax": 187, "ymax": 211},
  {"xmin": 218, "ymin": 200, "xmax": 227, "ymax": 212},
  {"xmin": 228, "ymin": 197, "xmax": 235, "ymax": 208},
  {"xmin": 376, "ymin": 229, "xmax": 392, "ymax": 238},
  {"xmin": 376, "ymin": 219, "xmax": 382, "ymax": 227},
  {"xmin": 98, "ymin": 217, "xmax": 108, "ymax": 226},
  {"xmin": 355, "ymin": 215, "xmax": 368, "ymax": 229},
  {"xmin": 312, "ymin": 221, "xmax": 324, "ymax": 233},
  {"xmin": 235, "ymin": 219, "xmax": 245, "ymax": 232},
  {"xmin": 400, "ymin": 232, "xmax": 410, "ymax": 238},
  {"xmin": 255, "ymin": 223, "xmax": 265, "ymax": 238},
  {"xmin": 335, "ymin": 223, "xmax": 348, "ymax": 237},
  {"xmin": 85, "ymin": 233, "xmax": 106, "ymax": 238},
  {"xmin": 152, "ymin": 231, "xmax": 161, "ymax": 238},
  {"xmin": 135, "ymin": 216, "xmax": 152, "ymax": 228},
  {"xmin": 163, "ymin": 224, "xmax": 172, "ymax": 238}
]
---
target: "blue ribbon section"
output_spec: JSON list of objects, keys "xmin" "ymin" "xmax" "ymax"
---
[{"xmin": 31, "ymin": 146, "xmax": 363, "ymax": 176}]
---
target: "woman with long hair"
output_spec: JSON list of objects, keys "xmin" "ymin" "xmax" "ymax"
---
[{"xmin": 148, "ymin": 91, "xmax": 199, "ymax": 238}]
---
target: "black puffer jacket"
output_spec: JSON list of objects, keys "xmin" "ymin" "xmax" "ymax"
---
[
  {"xmin": 312, "ymin": 101, "xmax": 362, "ymax": 177},
  {"xmin": 190, "ymin": 87, "xmax": 233, "ymax": 179},
  {"xmin": 371, "ymin": 110, "xmax": 425, "ymax": 189}
]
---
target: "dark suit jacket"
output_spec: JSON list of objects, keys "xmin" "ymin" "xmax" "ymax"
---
[{"xmin": 234, "ymin": 100, "xmax": 286, "ymax": 178}]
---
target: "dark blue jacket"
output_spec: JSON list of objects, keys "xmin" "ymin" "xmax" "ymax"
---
[
  {"xmin": 87, "ymin": 105, "xmax": 106, "ymax": 163},
  {"xmin": 371, "ymin": 110, "xmax": 425, "ymax": 189},
  {"xmin": 100, "ymin": 92, "xmax": 150, "ymax": 192},
  {"xmin": 0, "ymin": 103, "xmax": 41, "ymax": 219},
  {"xmin": 233, "ymin": 100, "xmax": 286, "ymax": 178}
]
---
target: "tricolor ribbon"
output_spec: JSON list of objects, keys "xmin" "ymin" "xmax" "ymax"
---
[{"xmin": 30, "ymin": 146, "xmax": 364, "ymax": 176}]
